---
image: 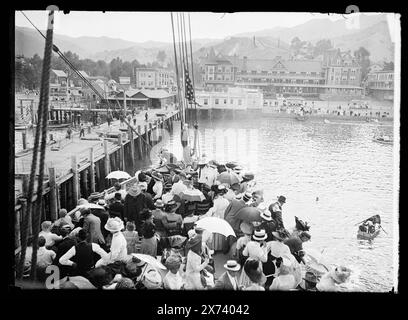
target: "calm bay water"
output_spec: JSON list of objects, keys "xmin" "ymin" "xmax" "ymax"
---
[{"xmin": 157, "ymin": 111, "xmax": 396, "ymax": 292}]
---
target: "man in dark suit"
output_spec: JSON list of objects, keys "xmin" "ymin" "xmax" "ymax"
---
[
  {"xmin": 82, "ymin": 209, "xmax": 105, "ymax": 246},
  {"xmin": 109, "ymin": 193, "xmax": 125, "ymax": 220},
  {"xmin": 54, "ymin": 226, "xmax": 76, "ymax": 277},
  {"xmin": 213, "ymin": 260, "xmax": 242, "ymax": 290}
]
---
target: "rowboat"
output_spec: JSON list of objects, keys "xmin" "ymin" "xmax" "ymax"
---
[
  {"xmin": 323, "ymin": 119, "xmax": 330, "ymax": 124},
  {"xmin": 295, "ymin": 115, "xmax": 308, "ymax": 121},
  {"xmin": 357, "ymin": 214, "xmax": 382, "ymax": 240},
  {"xmin": 373, "ymin": 135, "xmax": 393, "ymax": 145}
]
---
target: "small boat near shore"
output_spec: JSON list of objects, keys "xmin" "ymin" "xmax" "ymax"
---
[
  {"xmin": 324, "ymin": 119, "xmax": 330, "ymax": 124},
  {"xmin": 357, "ymin": 214, "xmax": 382, "ymax": 240},
  {"xmin": 373, "ymin": 135, "xmax": 393, "ymax": 145},
  {"xmin": 295, "ymin": 115, "xmax": 308, "ymax": 121}
]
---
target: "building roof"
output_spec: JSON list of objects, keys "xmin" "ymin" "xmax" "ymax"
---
[
  {"xmin": 52, "ymin": 69, "xmax": 67, "ymax": 77},
  {"xmin": 140, "ymin": 89, "xmax": 176, "ymax": 99},
  {"xmin": 236, "ymin": 58, "xmax": 322, "ymax": 73}
]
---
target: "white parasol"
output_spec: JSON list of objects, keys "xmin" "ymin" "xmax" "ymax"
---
[
  {"xmin": 106, "ymin": 170, "xmax": 131, "ymax": 180},
  {"xmin": 195, "ymin": 216, "xmax": 236, "ymax": 237},
  {"xmin": 179, "ymin": 188, "xmax": 205, "ymax": 202},
  {"xmin": 131, "ymin": 253, "xmax": 167, "ymax": 270},
  {"xmin": 77, "ymin": 203, "xmax": 105, "ymax": 210}
]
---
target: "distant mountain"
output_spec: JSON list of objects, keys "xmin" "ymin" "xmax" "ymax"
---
[
  {"xmin": 331, "ymin": 21, "xmax": 394, "ymax": 63},
  {"xmin": 196, "ymin": 36, "xmax": 291, "ymax": 60},
  {"xmin": 233, "ymin": 14, "xmax": 388, "ymax": 43}
]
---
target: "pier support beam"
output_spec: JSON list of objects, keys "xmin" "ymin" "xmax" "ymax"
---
[
  {"xmin": 118, "ymin": 134, "xmax": 125, "ymax": 171},
  {"xmin": 104, "ymin": 139, "xmax": 110, "ymax": 176},
  {"xmin": 145, "ymin": 124, "xmax": 150, "ymax": 154},
  {"xmin": 71, "ymin": 155, "xmax": 79, "ymax": 204},
  {"xmin": 89, "ymin": 147, "xmax": 95, "ymax": 193},
  {"xmin": 48, "ymin": 167, "xmax": 58, "ymax": 221},
  {"xmin": 137, "ymin": 126, "xmax": 143, "ymax": 160},
  {"xmin": 128, "ymin": 128, "xmax": 135, "ymax": 171},
  {"xmin": 22, "ymin": 131, "xmax": 27, "ymax": 150}
]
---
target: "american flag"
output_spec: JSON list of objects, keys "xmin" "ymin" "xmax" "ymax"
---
[{"xmin": 184, "ymin": 65, "xmax": 195, "ymax": 103}]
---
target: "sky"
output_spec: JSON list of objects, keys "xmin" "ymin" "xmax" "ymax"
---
[{"xmin": 15, "ymin": 11, "xmax": 348, "ymax": 43}]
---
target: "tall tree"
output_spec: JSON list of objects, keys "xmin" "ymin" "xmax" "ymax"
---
[
  {"xmin": 156, "ymin": 50, "xmax": 167, "ymax": 65},
  {"xmin": 313, "ymin": 39, "xmax": 332, "ymax": 57},
  {"xmin": 354, "ymin": 47, "xmax": 371, "ymax": 81}
]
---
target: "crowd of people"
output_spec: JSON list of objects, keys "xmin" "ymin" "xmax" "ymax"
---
[{"xmin": 20, "ymin": 154, "xmax": 352, "ymax": 291}]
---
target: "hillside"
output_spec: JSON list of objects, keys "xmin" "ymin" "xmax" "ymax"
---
[
  {"xmin": 234, "ymin": 14, "xmax": 388, "ymax": 43},
  {"xmin": 196, "ymin": 36, "xmax": 291, "ymax": 60},
  {"xmin": 331, "ymin": 21, "xmax": 394, "ymax": 63}
]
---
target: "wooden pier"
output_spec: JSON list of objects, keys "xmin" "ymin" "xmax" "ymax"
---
[{"xmin": 14, "ymin": 107, "xmax": 181, "ymax": 253}]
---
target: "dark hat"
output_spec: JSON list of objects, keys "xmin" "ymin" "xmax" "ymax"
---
[
  {"xmin": 272, "ymin": 230, "xmax": 289, "ymax": 241},
  {"xmin": 244, "ymin": 259, "xmax": 266, "ymax": 285},
  {"xmin": 303, "ymin": 271, "xmax": 318, "ymax": 284},
  {"xmin": 88, "ymin": 192, "xmax": 102, "ymax": 202},
  {"xmin": 194, "ymin": 226, "xmax": 205, "ymax": 234},
  {"xmin": 278, "ymin": 195, "xmax": 286, "ymax": 203},
  {"xmin": 186, "ymin": 234, "xmax": 202, "ymax": 253},
  {"xmin": 252, "ymin": 229, "xmax": 267, "ymax": 241},
  {"xmin": 299, "ymin": 231, "xmax": 311, "ymax": 240},
  {"xmin": 138, "ymin": 171, "xmax": 147, "ymax": 182}
]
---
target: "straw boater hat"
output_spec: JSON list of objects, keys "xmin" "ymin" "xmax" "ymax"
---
[
  {"xmin": 240, "ymin": 222, "xmax": 253, "ymax": 235},
  {"xmin": 198, "ymin": 157, "xmax": 209, "ymax": 166},
  {"xmin": 329, "ymin": 266, "xmax": 352, "ymax": 284},
  {"xmin": 259, "ymin": 205, "xmax": 272, "ymax": 221},
  {"xmin": 242, "ymin": 192, "xmax": 253, "ymax": 203},
  {"xmin": 154, "ymin": 199, "xmax": 165, "ymax": 208},
  {"xmin": 127, "ymin": 184, "xmax": 141, "ymax": 197},
  {"xmin": 252, "ymin": 229, "xmax": 267, "ymax": 241},
  {"xmin": 105, "ymin": 217, "xmax": 124, "ymax": 233},
  {"xmin": 224, "ymin": 260, "xmax": 241, "ymax": 272},
  {"xmin": 97, "ymin": 199, "xmax": 106, "ymax": 206}
]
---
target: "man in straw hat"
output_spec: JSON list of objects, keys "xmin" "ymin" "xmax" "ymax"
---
[
  {"xmin": 124, "ymin": 183, "xmax": 148, "ymax": 233},
  {"xmin": 298, "ymin": 271, "xmax": 319, "ymax": 291},
  {"xmin": 213, "ymin": 260, "xmax": 242, "ymax": 290},
  {"xmin": 269, "ymin": 195, "xmax": 287, "ymax": 230},
  {"xmin": 242, "ymin": 229, "xmax": 268, "ymax": 264}
]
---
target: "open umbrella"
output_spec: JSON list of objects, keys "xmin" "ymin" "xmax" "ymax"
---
[
  {"xmin": 235, "ymin": 206, "xmax": 262, "ymax": 222},
  {"xmin": 217, "ymin": 171, "xmax": 240, "ymax": 186},
  {"xmin": 106, "ymin": 170, "xmax": 131, "ymax": 180},
  {"xmin": 131, "ymin": 253, "xmax": 167, "ymax": 270},
  {"xmin": 195, "ymin": 217, "xmax": 236, "ymax": 237},
  {"xmin": 179, "ymin": 189, "xmax": 205, "ymax": 202},
  {"xmin": 77, "ymin": 203, "xmax": 105, "ymax": 210}
]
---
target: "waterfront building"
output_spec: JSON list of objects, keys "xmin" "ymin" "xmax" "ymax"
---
[
  {"xmin": 234, "ymin": 56, "xmax": 325, "ymax": 98},
  {"xmin": 367, "ymin": 70, "xmax": 394, "ymax": 101},
  {"xmin": 195, "ymin": 87, "xmax": 263, "ymax": 110},
  {"xmin": 134, "ymin": 68, "xmax": 174, "ymax": 90},
  {"xmin": 320, "ymin": 49, "xmax": 363, "ymax": 99},
  {"xmin": 107, "ymin": 88, "xmax": 176, "ymax": 110},
  {"xmin": 50, "ymin": 69, "xmax": 68, "ymax": 101}
]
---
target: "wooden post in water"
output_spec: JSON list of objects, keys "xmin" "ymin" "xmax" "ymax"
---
[
  {"xmin": 89, "ymin": 147, "xmax": 95, "ymax": 193},
  {"xmin": 48, "ymin": 167, "xmax": 58, "ymax": 221},
  {"xmin": 128, "ymin": 128, "xmax": 135, "ymax": 170},
  {"xmin": 22, "ymin": 131, "xmax": 27, "ymax": 150},
  {"xmin": 81, "ymin": 169, "xmax": 88, "ymax": 199},
  {"xmin": 137, "ymin": 125, "xmax": 143, "ymax": 159},
  {"xmin": 16, "ymin": 200, "xmax": 24, "ymax": 250},
  {"xmin": 71, "ymin": 155, "xmax": 79, "ymax": 204},
  {"xmin": 118, "ymin": 134, "xmax": 125, "ymax": 171},
  {"xmin": 144, "ymin": 124, "xmax": 149, "ymax": 154},
  {"xmin": 22, "ymin": 174, "xmax": 32, "ymax": 237},
  {"xmin": 95, "ymin": 159, "xmax": 101, "ymax": 191},
  {"xmin": 104, "ymin": 139, "xmax": 110, "ymax": 176}
]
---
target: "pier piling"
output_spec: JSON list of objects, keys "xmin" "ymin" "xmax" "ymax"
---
[
  {"xmin": 48, "ymin": 167, "xmax": 58, "ymax": 221},
  {"xmin": 71, "ymin": 155, "xmax": 79, "ymax": 204},
  {"xmin": 89, "ymin": 147, "xmax": 95, "ymax": 193}
]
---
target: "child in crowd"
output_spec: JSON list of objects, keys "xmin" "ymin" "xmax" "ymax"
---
[{"xmin": 122, "ymin": 221, "xmax": 139, "ymax": 254}]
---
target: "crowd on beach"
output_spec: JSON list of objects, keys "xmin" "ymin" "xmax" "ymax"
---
[{"xmin": 20, "ymin": 151, "xmax": 352, "ymax": 291}]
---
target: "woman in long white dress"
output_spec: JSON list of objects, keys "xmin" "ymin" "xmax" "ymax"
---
[{"xmin": 184, "ymin": 235, "xmax": 210, "ymax": 290}]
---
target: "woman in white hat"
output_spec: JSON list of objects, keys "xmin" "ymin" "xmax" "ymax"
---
[
  {"xmin": 316, "ymin": 266, "xmax": 352, "ymax": 292},
  {"xmin": 163, "ymin": 253, "xmax": 184, "ymax": 290},
  {"xmin": 269, "ymin": 255, "xmax": 298, "ymax": 291},
  {"xmin": 97, "ymin": 217, "xmax": 127, "ymax": 266},
  {"xmin": 236, "ymin": 222, "xmax": 254, "ymax": 288}
]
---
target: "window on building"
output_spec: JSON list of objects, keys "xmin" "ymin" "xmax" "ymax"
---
[
  {"xmin": 230, "ymin": 99, "xmax": 233, "ymax": 104},
  {"xmin": 224, "ymin": 99, "xmax": 227, "ymax": 104},
  {"xmin": 238, "ymin": 99, "xmax": 242, "ymax": 105},
  {"xmin": 204, "ymin": 99, "xmax": 208, "ymax": 105},
  {"xmin": 215, "ymin": 99, "xmax": 219, "ymax": 104}
]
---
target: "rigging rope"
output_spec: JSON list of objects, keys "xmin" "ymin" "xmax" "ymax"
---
[{"xmin": 30, "ymin": 9, "xmax": 55, "ymax": 281}]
